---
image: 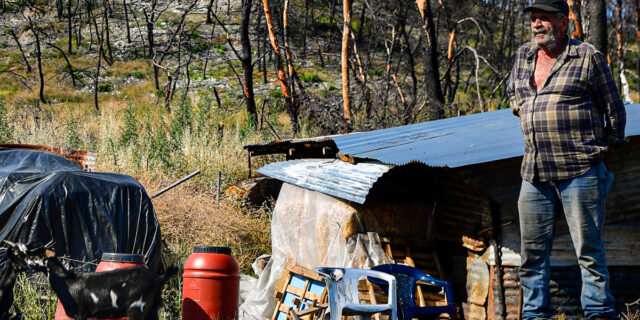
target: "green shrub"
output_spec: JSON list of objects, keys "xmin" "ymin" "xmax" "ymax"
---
[
  {"xmin": 0, "ymin": 97, "xmax": 14, "ymax": 143},
  {"xmin": 300, "ymin": 72, "xmax": 323, "ymax": 83},
  {"xmin": 97, "ymin": 83, "xmax": 111, "ymax": 92},
  {"xmin": 64, "ymin": 117, "xmax": 81, "ymax": 150},
  {"xmin": 119, "ymin": 103, "xmax": 139, "ymax": 146}
]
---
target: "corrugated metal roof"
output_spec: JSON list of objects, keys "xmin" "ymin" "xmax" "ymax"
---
[
  {"xmin": 256, "ymin": 105, "xmax": 640, "ymax": 202},
  {"xmin": 333, "ymin": 104, "xmax": 640, "ymax": 167},
  {"xmin": 250, "ymin": 104, "xmax": 640, "ymax": 168},
  {"xmin": 256, "ymin": 159, "xmax": 392, "ymax": 204}
]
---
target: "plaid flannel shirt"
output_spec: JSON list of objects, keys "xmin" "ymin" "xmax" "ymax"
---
[{"xmin": 507, "ymin": 39, "xmax": 626, "ymax": 182}]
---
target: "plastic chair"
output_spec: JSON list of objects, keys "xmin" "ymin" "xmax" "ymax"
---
[
  {"xmin": 315, "ymin": 267, "xmax": 397, "ymax": 320},
  {"xmin": 370, "ymin": 264, "xmax": 456, "ymax": 320}
]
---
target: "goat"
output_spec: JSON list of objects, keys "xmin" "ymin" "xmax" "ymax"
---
[
  {"xmin": 28, "ymin": 248, "xmax": 178, "ymax": 320},
  {"xmin": 1, "ymin": 240, "xmax": 44, "ymax": 320}
]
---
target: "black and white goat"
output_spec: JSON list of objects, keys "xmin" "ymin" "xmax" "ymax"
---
[
  {"xmin": 1, "ymin": 240, "xmax": 44, "ymax": 320},
  {"xmin": 28, "ymin": 247, "xmax": 178, "ymax": 320}
]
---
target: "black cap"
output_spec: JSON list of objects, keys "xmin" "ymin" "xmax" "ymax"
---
[
  {"xmin": 193, "ymin": 246, "xmax": 232, "ymax": 255},
  {"xmin": 523, "ymin": 0, "xmax": 569, "ymax": 17}
]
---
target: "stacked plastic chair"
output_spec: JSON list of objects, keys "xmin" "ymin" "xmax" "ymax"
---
[
  {"xmin": 315, "ymin": 267, "xmax": 397, "ymax": 320},
  {"xmin": 371, "ymin": 264, "xmax": 456, "ymax": 320}
]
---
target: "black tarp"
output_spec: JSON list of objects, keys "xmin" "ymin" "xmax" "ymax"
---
[{"xmin": 0, "ymin": 150, "xmax": 162, "ymax": 272}]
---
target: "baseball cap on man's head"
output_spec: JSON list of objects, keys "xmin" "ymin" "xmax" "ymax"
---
[{"xmin": 523, "ymin": 0, "xmax": 570, "ymax": 17}]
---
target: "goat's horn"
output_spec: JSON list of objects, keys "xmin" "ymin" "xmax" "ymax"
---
[{"xmin": 3, "ymin": 240, "xmax": 16, "ymax": 247}]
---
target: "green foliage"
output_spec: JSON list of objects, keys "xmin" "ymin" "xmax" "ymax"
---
[
  {"xmin": 149, "ymin": 122, "xmax": 173, "ymax": 170},
  {"xmin": 169, "ymin": 98, "xmax": 194, "ymax": 153},
  {"xmin": 13, "ymin": 273, "xmax": 57, "ymax": 320},
  {"xmin": 211, "ymin": 43, "xmax": 227, "ymax": 55},
  {"xmin": 119, "ymin": 103, "xmax": 139, "ymax": 146},
  {"xmin": 0, "ymin": 97, "xmax": 14, "ymax": 143},
  {"xmin": 300, "ymin": 72, "xmax": 323, "ymax": 83},
  {"xmin": 128, "ymin": 70, "xmax": 146, "ymax": 79},
  {"xmin": 269, "ymin": 89, "xmax": 283, "ymax": 99},
  {"xmin": 97, "ymin": 83, "xmax": 111, "ymax": 92},
  {"xmin": 194, "ymin": 97, "xmax": 213, "ymax": 137},
  {"xmin": 64, "ymin": 117, "xmax": 81, "ymax": 150}
]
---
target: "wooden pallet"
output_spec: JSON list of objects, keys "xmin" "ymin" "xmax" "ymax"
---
[{"xmin": 271, "ymin": 265, "xmax": 328, "ymax": 320}]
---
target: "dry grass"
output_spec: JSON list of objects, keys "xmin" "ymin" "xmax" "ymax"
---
[{"xmin": 140, "ymin": 176, "xmax": 271, "ymax": 274}]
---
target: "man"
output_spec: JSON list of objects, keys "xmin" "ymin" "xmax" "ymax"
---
[{"xmin": 506, "ymin": 0, "xmax": 626, "ymax": 319}]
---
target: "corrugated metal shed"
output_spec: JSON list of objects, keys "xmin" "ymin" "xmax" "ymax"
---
[
  {"xmin": 248, "ymin": 104, "xmax": 640, "ymax": 168},
  {"xmin": 254, "ymin": 105, "xmax": 640, "ymax": 203},
  {"xmin": 257, "ymin": 159, "xmax": 392, "ymax": 204}
]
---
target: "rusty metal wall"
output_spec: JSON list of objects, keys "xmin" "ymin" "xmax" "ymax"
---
[{"xmin": 488, "ymin": 265, "xmax": 640, "ymax": 319}]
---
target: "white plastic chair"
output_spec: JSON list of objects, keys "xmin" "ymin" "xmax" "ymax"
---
[{"xmin": 315, "ymin": 267, "xmax": 397, "ymax": 320}]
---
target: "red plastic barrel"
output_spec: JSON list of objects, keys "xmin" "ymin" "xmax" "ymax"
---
[
  {"xmin": 182, "ymin": 246, "xmax": 240, "ymax": 320},
  {"xmin": 55, "ymin": 253, "xmax": 146, "ymax": 320}
]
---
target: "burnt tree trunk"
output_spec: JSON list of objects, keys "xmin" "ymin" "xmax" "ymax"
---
[
  {"xmin": 416, "ymin": 0, "xmax": 445, "ymax": 119},
  {"xmin": 123, "ymin": 0, "xmax": 131, "ymax": 43},
  {"xmin": 9, "ymin": 30, "xmax": 32, "ymax": 73},
  {"xmin": 241, "ymin": 0, "xmax": 258, "ymax": 128},
  {"xmin": 48, "ymin": 43, "xmax": 78, "ymax": 87},
  {"xmin": 341, "ymin": 0, "xmax": 352, "ymax": 127},
  {"xmin": 586, "ymin": 0, "xmax": 607, "ymax": 55},
  {"xmin": 263, "ymin": 0, "xmax": 299, "ymax": 136},
  {"xmin": 568, "ymin": 0, "xmax": 583, "ymax": 40},
  {"xmin": 143, "ymin": 1, "xmax": 160, "ymax": 90},
  {"xmin": 68, "ymin": 0, "xmax": 73, "ymax": 54},
  {"xmin": 29, "ymin": 17, "xmax": 46, "ymax": 104},
  {"xmin": 615, "ymin": 0, "xmax": 623, "ymax": 93}
]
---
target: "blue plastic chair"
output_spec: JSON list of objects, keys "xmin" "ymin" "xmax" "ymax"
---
[
  {"xmin": 370, "ymin": 264, "xmax": 456, "ymax": 320},
  {"xmin": 315, "ymin": 267, "xmax": 397, "ymax": 320}
]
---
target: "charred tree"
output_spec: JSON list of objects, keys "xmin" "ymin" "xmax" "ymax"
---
[
  {"xmin": 568, "ymin": 0, "xmax": 583, "ymax": 40},
  {"xmin": 585, "ymin": 0, "xmax": 607, "ymax": 55},
  {"xmin": 341, "ymin": 0, "xmax": 352, "ymax": 127},
  {"xmin": 123, "ymin": 0, "xmax": 131, "ymax": 43},
  {"xmin": 143, "ymin": 0, "xmax": 160, "ymax": 90},
  {"xmin": 615, "ymin": 0, "xmax": 623, "ymax": 92},
  {"xmin": 241, "ymin": 0, "xmax": 258, "ymax": 128},
  {"xmin": 416, "ymin": 0, "xmax": 445, "ymax": 120},
  {"xmin": 8, "ymin": 30, "xmax": 32, "ymax": 73},
  {"xmin": 263, "ymin": 0, "xmax": 299, "ymax": 136},
  {"xmin": 67, "ymin": 0, "xmax": 73, "ymax": 54},
  {"xmin": 28, "ymin": 17, "xmax": 46, "ymax": 104},
  {"xmin": 48, "ymin": 42, "xmax": 78, "ymax": 87}
]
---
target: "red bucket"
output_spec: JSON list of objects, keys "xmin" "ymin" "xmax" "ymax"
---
[
  {"xmin": 55, "ymin": 253, "xmax": 146, "ymax": 320},
  {"xmin": 182, "ymin": 246, "xmax": 239, "ymax": 320}
]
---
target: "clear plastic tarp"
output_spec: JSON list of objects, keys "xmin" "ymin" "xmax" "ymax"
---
[{"xmin": 239, "ymin": 183, "xmax": 393, "ymax": 320}]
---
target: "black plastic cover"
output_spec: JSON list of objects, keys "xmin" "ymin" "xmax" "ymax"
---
[{"xmin": 0, "ymin": 150, "xmax": 162, "ymax": 272}]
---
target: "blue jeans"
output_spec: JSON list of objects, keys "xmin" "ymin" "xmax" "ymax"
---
[{"xmin": 518, "ymin": 162, "xmax": 617, "ymax": 320}]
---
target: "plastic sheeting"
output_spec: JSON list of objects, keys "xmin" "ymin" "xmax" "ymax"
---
[
  {"xmin": 0, "ymin": 150, "xmax": 162, "ymax": 272},
  {"xmin": 239, "ymin": 183, "xmax": 393, "ymax": 320}
]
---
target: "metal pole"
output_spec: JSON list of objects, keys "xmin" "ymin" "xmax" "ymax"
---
[
  {"xmin": 216, "ymin": 171, "xmax": 221, "ymax": 207},
  {"xmin": 151, "ymin": 170, "xmax": 201, "ymax": 199}
]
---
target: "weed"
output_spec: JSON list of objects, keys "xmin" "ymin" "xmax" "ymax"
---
[
  {"xmin": 119, "ymin": 103, "xmax": 139, "ymax": 146},
  {"xmin": 300, "ymin": 72, "xmax": 323, "ymax": 83},
  {"xmin": 97, "ymin": 83, "xmax": 111, "ymax": 92},
  {"xmin": 64, "ymin": 117, "xmax": 81, "ymax": 150},
  {"xmin": 0, "ymin": 97, "xmax": 14, "ymax": 143},
  {"xmin": 13, "ymin": 273, "xmax": 57, "ymax": 320}
]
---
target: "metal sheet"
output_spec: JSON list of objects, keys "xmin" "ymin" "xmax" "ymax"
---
[
  {"xmin": 257, "ymin": 159, "xmax": 393, "ymax": 204},
  {"xmin": 249, "ymin": 104, "xmax": 640, "ymax": 168}
]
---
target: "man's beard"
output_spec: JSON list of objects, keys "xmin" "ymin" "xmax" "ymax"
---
[{"xmin": 532, "ymin": 26, "xmax": 557, "ymax": 50}]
